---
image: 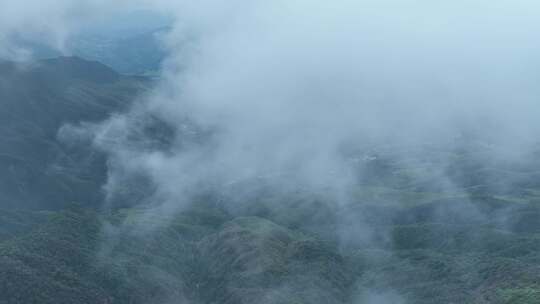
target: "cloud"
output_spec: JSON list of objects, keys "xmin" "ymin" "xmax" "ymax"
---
[
  {"xmin": 90, "ymin": 0, "xmax": 540, "ymax": 207},
  {"xmin": 0, "ymin": 0, "xmax": 151, "ymax": 59}
]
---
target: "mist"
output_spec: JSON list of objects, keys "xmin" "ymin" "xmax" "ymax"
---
[
  {"xmin": 4, "ymin": 0, "xmax": 540, "ymax": 303},
  {"xmin": 0, "ymin": 0, "xmax": 159, "ymax": 59},
  {"xmin": 82, "ymin": 0, "xmax": 540, "ymax": 210},
  {"xmin": 86, "ymin": 3, "xmax": 540, "ymax": 301}
]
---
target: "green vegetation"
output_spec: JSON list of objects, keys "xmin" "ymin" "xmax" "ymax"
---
[
  {"xmin": 2, "ymin": 57, "xmax": 540, "ymax": 303},
  {"xmin": 498, "ymin": 287, "xmax": 540, "ymax": 304},
  {"xmin": 2, "ymin": 190, "xmax": 540, "ymax": 303},
  {"xmin": 0, "ymin": 57, "xmax": 149, "ymax": 210}
]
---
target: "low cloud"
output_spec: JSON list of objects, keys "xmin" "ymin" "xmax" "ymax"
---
[{"xmin": 89, "ymin": 0, "xmax": 540, "ymax": 212}]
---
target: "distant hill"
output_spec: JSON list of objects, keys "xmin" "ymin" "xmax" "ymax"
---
[
  {"xmin": 0, "ymin": 57, "xmax": 149, "ymax": 210},
  {"xmin": 11, "ymin": 27, "xmax": 169, "ymax": 76},
  {"xmin": 6, "ymin": 9, "xmax": 171, "ymax": 76},
  {"xmin": 67, "ymin": 27, "xmax": 169, "ymax": 76}
]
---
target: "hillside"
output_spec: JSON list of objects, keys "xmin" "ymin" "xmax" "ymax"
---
[
  {"xmin": 0, "ymin": 57, "xmax": 149, "ymax": 210},
  {"xmin": 1, "ymin": 57, "xmax": 540, "ymax": 304},
  {"xmin": 68, "ymin": 28, "xmax": 168, "ymax": 76},
  {"xmin": 1, "ymin": 189, "xmax": 540, "ymax": 303}
]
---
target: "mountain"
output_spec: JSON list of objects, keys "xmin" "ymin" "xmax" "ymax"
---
[
  {"xmin": 2, "ymin": 192, "xmax": 540, "ymax": 303},
  {"xmin": 0, "ymin": 57, "xmax": 149, "ymax": 210},
  {"xmin": 1, "ymin": 57, "xmax": 540, "ymax": 304},
  {"xmin": 7, "ymin": 9, "xmax": 171, "ymax": 76},
  {"xmin": 67, "ymin": 28, "xmax": 168, "ymax": 76},
  {"xmin": 12, "ymin": 27, "xmax": 168, "ymax": 76}
]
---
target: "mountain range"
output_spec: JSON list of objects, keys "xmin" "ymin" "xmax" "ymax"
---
[{"xmin": 0, "ymin": 57, "xmax": 539, "ymax": 304}]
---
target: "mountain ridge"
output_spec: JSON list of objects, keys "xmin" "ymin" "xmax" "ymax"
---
[{"xmin": 0, "ymin": 56, "xmax": 149, "ymax": 210}]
